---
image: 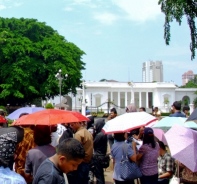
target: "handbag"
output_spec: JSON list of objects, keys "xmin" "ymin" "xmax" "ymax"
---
[
  {"xmin": 93, "ymin": 154, "xmax": 110, "ymax": 168},
  {"xmin": 120, "ymin": 143, "xmax": 142, "ymax": 180},
  {"xmin": 169, "ymin": 161, "xmax": 180, "ymax": 184}
]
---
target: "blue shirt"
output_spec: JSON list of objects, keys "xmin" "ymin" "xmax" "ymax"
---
[
  {"xmin": 169, "ymin": 112, "xmax": 186, "ymax": 117},
  {"xmin": 111, "ymin": 141, "xmax": 134, "ymax": 181}
]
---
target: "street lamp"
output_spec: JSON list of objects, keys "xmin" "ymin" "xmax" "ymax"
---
[{"xmin": 55, "ymin": 69, "xmax": 68, "ymax": 109}]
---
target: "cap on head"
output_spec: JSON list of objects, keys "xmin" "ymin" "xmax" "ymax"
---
[{"xmin": 144, "ymin": 127, "xmax": 154, "ymax": 135}]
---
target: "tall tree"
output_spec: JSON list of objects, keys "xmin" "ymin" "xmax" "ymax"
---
[
  {"xmin": 0, "ymin": 17, "xmax": 85, "ymax": 105},
  {"xmin": 159, "ymin": 0, "xmax": 197, "ymax": 59}
]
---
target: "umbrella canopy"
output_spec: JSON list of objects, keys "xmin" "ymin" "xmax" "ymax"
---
[
  {"xmin": 152, "ymin": 117, "xmax": 197, "ymax": 132},
  {"xmin": 153, "ymin": 128, "xmax": 168, "ymax": 145},
  {"xmin": 186, "ymin": 108, "xmax": 197, "ymax": 123},
  {"xmin": 12, "ymin": 109, "xmax": 89, "ymax": 126},
  {"xmin": 0, "ymin": 116, "xmax": 7, "ymax": 123},
  {"xmin": 165, "ymin": 124, "xmax": 197, "ymax": 172},
  {"xmin": 7, "ymin": 107, "xmax": 45, "ymax": 120},
  {"xmin": 102, "ymin": 112, "xmax": 157, "ymax": 134}
]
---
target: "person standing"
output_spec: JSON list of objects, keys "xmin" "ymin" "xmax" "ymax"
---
[
  {"xmin": 91, "ymin": 118, "xmax": 108, "ymax": 184},
  {"xmin": 169, "ymin": 101, "xmax": 186, "ymax": 117},
  {"xmin": 111, "ymin": 133, "xmax": 136, "ymax": 184},
  {"xmin": 68, "ymin": 121, "xmax": 93, "ymax": 184},
  {"xmin": 137, "ymin": 127, "xmax": 159, "ymax": 184},
  {"xmin": 182, "ymin": 106, "xmax": 190, "ymax": 118},
  {"xmin": 158, "ymin": 141, "xmax": 175, "ymax": 184},
  {"xmin": 153, "ymin": 107, "xmax": 161, "ymax": 120}
]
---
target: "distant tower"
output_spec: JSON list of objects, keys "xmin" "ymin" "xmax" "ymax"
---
[
  {"xmin": 142, "ymin": 61, "xmax": 163, "ymax": 82},
  {"xmin": 182, "ymin": 70, "xmax": 195, "ymax": 85}
]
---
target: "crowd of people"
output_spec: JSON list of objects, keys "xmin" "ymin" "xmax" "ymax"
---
[{"xmin": 0, "ymin": 100, "xmax": 196, "ymax": 184}]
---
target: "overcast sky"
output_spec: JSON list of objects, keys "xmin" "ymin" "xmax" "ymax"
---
[{"xmin": 0, "ymin": 0, "xmax": 196, "ymax": 86}]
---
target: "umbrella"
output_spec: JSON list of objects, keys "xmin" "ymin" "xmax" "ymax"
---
[
  {"xmin": 102, "ymin": 112, "xmax": 157, "ymax": 134},
  {"xmin": 152, "ymin": 117, "xmax": 197, "ymax": 132},
  {"xmin": 165, "ymin": 124, "xmax": 197, "ymax": 172},
  {"xmin": 153, "ymin": 128, "xmax": 168, "ymax": 145},
  {"xmin": 186, "ymin": 108, "xmax": 197, "ymax": 123},
  {"xmin": 12, "ymin": 109, "xmax": 89, "ymax": 126},
  {"xmin": 0, "ymin": 116, "xmax": 7, "ymax": 123},
  {"xmin": 7, "ymin": 107, "xmax": 45, "ymax": 120}
]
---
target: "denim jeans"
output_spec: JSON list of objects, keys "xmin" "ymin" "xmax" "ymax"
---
[
  {"xmin": 158, "ymin": 178, "xmax": 170, "ymax": 184},
  {"xmin": 140, "ymin": 173, "xmax": 158, "ymax": 184}
]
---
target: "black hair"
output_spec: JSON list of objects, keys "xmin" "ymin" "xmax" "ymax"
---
[
  {"xmin": 0, "ymin": 111, "xmax": 5, "ymax": 116},
  {"xmin": 114, "ymin": 133, "xmax": 125, "ymax": 142},
  {"xmin": 34, "ymin": 125, "xmax": 52, "ymax": 146},
  {"xmin": 110, "ymin": 108, "xmax": 117, "ymax": 114},
  {"xmin": 158, "ymin": 141, "xmax": 166, "ymax": 150},
  {"xmin": 173, "ymin": 101, "xmax": 181, "ymax": 110},
  {"xmin": 0, "ymin": 158, "xmax": 8, "ymax": 168},
  {"xmin": 143, "ymin": 133, "xmax": 156, "ymax": 148},
  {"xmin": 183, "ymin": 106, "xmax": 190, "ymax": 112},
  {"xmin": 140, "ymin": 107, "xmax": 146, "ymax": 112},
  {"xmin": 57, "ymin": 138, "xmax": 85, "ymax": 160},
  {"xmin": 19, "ymin": 112, "xmax": 29, "ymax": 118}
]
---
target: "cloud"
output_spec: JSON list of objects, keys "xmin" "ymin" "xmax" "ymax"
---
[
  {"xmin": 63, "ymin": 7, "xmax": 73, "ymax": 11},
  {"xmin": 0, "ymin": 4, "xmax": 6, "ymax": 10},
  {"xmin": 112, "ymin": 0, "xmax": 162, "ymax": 22},
  {"xmin": 93, "ymin": 12, "xmax": 118, "ymax": 25}
]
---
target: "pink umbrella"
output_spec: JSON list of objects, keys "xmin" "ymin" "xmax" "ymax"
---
[
  {"xmin": 165, "ymin": 124, "xmax": 197, "ymax": 172},
  {"xmin": 153, "ymin": 128, "xmax": 167, "ymax": 145}
]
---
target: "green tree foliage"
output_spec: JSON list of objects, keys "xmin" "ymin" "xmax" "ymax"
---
[
  {"xmin": 159, "ymin": 0, "xmax": 197, "ymax": 59},
  {"xmin": 0, "ymin": 17, "xmax": 85, "ymax": 105}
]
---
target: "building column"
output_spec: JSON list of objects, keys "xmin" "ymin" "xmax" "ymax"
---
[
  {"xmin": 118, "ymin": 92, "xmax": 120, "ymax": 107},
  {"xmin": 139, "ymin": 92, "xmax": 142, "ymax": 107},
  {"xmin": 110, "ymin": 91, "xmax": 113, "ymax": 102},
  {"xmin": 125, "ymin": 92, "xmax": 127, "ymax": 107},
  {"xmin": 146, "ymin": 92, "xmax": 149, "ymax": 108}
]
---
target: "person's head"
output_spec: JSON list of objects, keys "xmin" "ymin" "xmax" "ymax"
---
[
  {"xmin": 183, "ymin": 106, "xmax": 190, "ymax": 115},
  {"xmin": 0, "ymin": 109, "xmax": 6, "ymax": 117},
  {"xmin": 172, "ymin": 101, "xmax": 181, "ymax": 111},
  {"xmin": 93, "ymin": 118, "xmax": 105, "ymax": 135},
  {"xmin": 158, "ymin": 141, "xmax": 166, "ymax": 156},
  {"xmin": 154, "ymin": 107, "xmax": 159, "ymax": 112},
  {"xmin": 143, "ymin": 127, "xmax": 156, "ymax": 148},
  {"xmin": 70, "ymin": 122, "xmax": 82, "ymax": 133},
  {"xmin": 110, "ymin": 108, "xmax": 117, "ymax": 119},
  {"xmin": 0, "ymin": 158, "xmax": 8, "ymax": 168},
  {"xmin": 56, "ymin": 138, "xmax": 85, "ymax": 173},
  {"xmin": 114, "ymin": 133, "xmax": 125, "ymax": 142},
  {"xmin": 126, "ymin": 104, "xmax": 137, "ymax": 113},
  {"xmin": 34, "ymin": 125, "xmax": 52, "ymax": 146},
  {"xmin": 139, "ymin": 107, "xmax": 146, "ymax": 112}
]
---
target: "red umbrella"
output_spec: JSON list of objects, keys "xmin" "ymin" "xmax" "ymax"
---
[
  {"xmin": 12, "ymin": 109, "xmax": 89, "ymax": 126},
  {"xmin": 0, "ymin": 116, "xmax": 7, "ymax": 123}
]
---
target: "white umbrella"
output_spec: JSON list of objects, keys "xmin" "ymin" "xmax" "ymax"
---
[{"xmin": 102, "ymin": 112, "xmax": 157, "ymax": 134}]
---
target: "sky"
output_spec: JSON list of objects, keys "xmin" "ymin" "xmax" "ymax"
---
[{"xmin": 0, "ymin": 0, "xmax": 196, "ymax": 86}]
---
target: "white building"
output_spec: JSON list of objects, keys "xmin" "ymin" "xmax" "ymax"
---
[
  {"xmin": 142, "ymin": 61, "xmax": 163, "ymax": 82},
  {"xmin": 47, "ymin": 81, "xmax": 196, "ymax": 114}
]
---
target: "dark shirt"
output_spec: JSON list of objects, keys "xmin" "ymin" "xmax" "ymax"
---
[
  {"xmin": 25, "ymin": 145, "xmax": 56, "ymax": 177},
  {"xmin": 33, "ymin": 158, "xmax": 65, "ymax": 184},
  {"xmin": 169, "ymin": 112, "xmax": 186, "ymax": 117}
]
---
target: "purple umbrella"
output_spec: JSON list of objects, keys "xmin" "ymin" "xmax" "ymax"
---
[
  {"xmin": 165, "ymin": 124, "xmax": 197, "ymax": 172},
  {"xmin": 7, "ymin": 107, "xmax": 45, "ymax": 120}
]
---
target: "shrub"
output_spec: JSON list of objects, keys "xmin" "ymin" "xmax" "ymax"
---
[{"xmin": 45, "ymin": 103, "xmax": 54, "ymax": 109}]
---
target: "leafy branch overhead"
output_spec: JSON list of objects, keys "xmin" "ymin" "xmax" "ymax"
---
[
  {"xmin": 0, "ymin": 17, "xmax": 86, "ymax": 105},
  {"xmin": 159, "ymin": 0, "xmax": 197, "ymax": 59}
]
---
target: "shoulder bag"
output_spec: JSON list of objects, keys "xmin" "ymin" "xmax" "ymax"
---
[{"xmin": 120, "ymin": 143, "xmax": 142, "ymax": 180}]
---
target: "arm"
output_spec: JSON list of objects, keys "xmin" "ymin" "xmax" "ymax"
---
[{"xmin": 158, "ymin": 171, "xmax": 173, "ymax": 179}]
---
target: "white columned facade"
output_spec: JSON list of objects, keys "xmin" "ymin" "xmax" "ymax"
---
[{"xmin": 110, "ymin": 91, "xmax": 113, "ymax": 102}]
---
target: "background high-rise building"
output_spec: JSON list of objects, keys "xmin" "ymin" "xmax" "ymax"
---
[
  {"xmin": 182, "ymin": 70, "xmax": 195, "ymax": 85},
  {"xmin": 142, "ymin": 61, "xmax": 163, "ymax": 82}
]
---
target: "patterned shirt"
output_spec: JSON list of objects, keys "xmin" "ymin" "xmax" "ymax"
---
[
  {"xmin": 158, "ymin": 152, "xmax": 175, "ymax": 177},
  {"xmin": 138, "ymin": 143, "xmax": 159, "ymax": 176},
  {"xmin": 15, "ymin": 127, "xmax": 35, "ymax": 180}
]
